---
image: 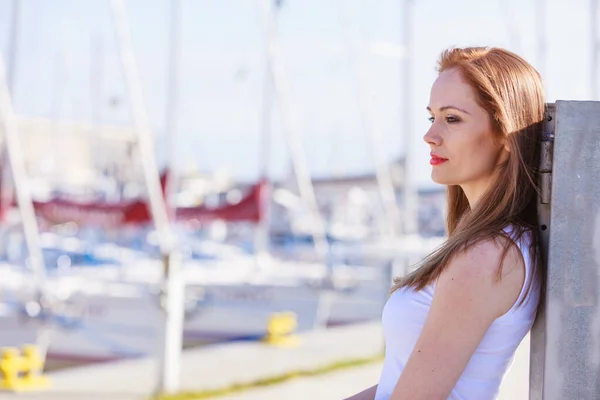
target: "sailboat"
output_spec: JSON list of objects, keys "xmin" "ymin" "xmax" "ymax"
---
[
  {"xmin": 0, "ymin": 160, "xmax": 393, "ymax": 361},
  {"xmin": 0, "ymin": 0, "xmax": 442, "ymax": 368}
]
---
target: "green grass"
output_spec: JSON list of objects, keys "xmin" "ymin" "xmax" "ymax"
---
[{"xmin": 155, "ymin": 353, "xmax": 384, "ymax": 400}]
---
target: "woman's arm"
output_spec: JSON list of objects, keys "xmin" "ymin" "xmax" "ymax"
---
[
  {"xmin": 390, "ymin": 238, "xmax": 525, "ymax": 400},
  {"xmin": 343, "ymin": 384, "xmax": 378, "ymax": 400}
]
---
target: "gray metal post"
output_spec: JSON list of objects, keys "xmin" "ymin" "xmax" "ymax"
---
[
  {"xmin": 530, "ymin": 101, "xmax": 600, "ymax": 400},
  {"xmin": 529, "ymin": 103, "xmax": 554, "ymax": 400},
  {"xmin": 592, "ymin": 0, "xmax": 599, "ymax": 100}
]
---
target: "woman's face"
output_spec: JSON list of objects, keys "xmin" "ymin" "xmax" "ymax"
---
[{"xmin": 424, "ymin": 68, "xmax": 508, "ymax": 203}]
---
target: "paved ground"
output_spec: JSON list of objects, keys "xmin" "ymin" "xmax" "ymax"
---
[
  {"xmin": 219, "ymin": 335, "xmax": 530, "ymax": 400},
  {"xmin": 0, "ymin": 322, "xmax": 384, "ymax": 400},
  {"xmin": 218, "ymin": 362, "xmax": 382, "ymax": 400},
  {"xmin": 0, "ymin": 324, "xmax": 530, "ymax": 400}
]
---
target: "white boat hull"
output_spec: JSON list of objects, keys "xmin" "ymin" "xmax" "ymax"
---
[
  {"xmin": 0, "ymin": 283, "xmax": 325, "ymax": 362},
  {"xmin": 0, "ymin": 257, "xmax": 389, "ymax": 363}
]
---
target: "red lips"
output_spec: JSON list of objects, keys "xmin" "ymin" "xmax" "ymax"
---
[{"xmin": 430, "ymin": 152, "xmax": 448, "ymax": 166}]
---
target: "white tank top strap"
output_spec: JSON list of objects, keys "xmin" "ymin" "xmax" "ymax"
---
[{"xmin": 500, "ymin": 225, "xmax": 536, "ymax": 316}]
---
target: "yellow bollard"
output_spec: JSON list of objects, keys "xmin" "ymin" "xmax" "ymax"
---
[
  {"xmin": 263, "ymin": 311, "xmax": 301, "ymax": 348},
  {"xmin": 0, "ymin": 348, "xmax": 24, "ymax": 391},
  {"xmin": 21, "ymin": 345, "xmax": 50, "ymax": 389},
  {"xmin": 0, "ymin": 346, "xmax": 50, "ymax": 392}
]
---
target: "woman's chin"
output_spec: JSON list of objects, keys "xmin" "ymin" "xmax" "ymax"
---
[{"xmin": 431, "ymin": 171, "xmax": 452, "ymax": 185}]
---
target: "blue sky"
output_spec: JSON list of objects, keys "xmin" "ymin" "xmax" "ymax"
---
[{"xmin": 0, "ymin": 0, "xmax": 596, "ymax": 187}]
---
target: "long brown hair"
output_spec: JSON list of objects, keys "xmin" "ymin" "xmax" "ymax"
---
[{"xmin": 392, "ymin": 47, "xmax": 545, "ymax": 306}]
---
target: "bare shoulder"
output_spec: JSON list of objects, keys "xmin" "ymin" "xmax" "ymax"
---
[
  {"xmin": 437, "ymin": 235, "xmax": 525, "ymax": 318},
  {"xmin": 388, "ymin": 236, "xmax": 527, "ymax": 398}
]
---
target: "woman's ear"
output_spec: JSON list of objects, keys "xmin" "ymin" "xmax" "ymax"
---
[{"xmin": 502, "ymin": 137, "xmax": 511, "ymax": 153}]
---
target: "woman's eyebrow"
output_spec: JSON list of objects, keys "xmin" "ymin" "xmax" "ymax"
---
[{"xmin": 426, "ymin": 105, "xmax": 471, "ymax": 115}]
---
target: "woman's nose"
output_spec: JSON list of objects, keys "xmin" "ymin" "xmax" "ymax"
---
[{"xmin": 423, "ymin": 125, "xmax": 441, "ymax": 146}]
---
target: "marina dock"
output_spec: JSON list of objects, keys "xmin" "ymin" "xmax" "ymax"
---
[{"xmin": 0, "ymin": 321, "xmax": 529, "ymax": 399}]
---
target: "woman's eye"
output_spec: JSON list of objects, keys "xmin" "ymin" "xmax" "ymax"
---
[{"xmin": 429, "ymin": 115, "xmax": 460, "ymax": 123}]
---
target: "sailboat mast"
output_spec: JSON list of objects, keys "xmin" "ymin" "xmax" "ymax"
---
[
  {"xmin": 253, "ymin": 0, "xmax": 277, "ymax": 262},
  {"xmin": 336, "ymin": 0, "xmax": 401, "ymax": 237},
  {"xmin": 401, "ymin": 0, "xmax": 418, "ymax": 235},
  {"xmin": 1, "ymin": 0, "xmax": 20, "ymax": 217},
  {"xmin": 2, "ymin": 2, "xmax": 46, "ymax": 288},
  {"xmin": 109, "ymin": 0, "xmax": 184, "ymax": 395},
  {"xmin": 254, "ymin": 0, "xmax": 330, "ymax": 260},
  {"xmin": 6, "ymin": 0, "xmax": 19, "ymax": 94},
  {"xmin": 164, "ymin": 0, "xmax": 182, "ymax": 218},
  {"xmin": 0, "ymin": 58, "xmax": 47, "ymax": 298},
  {"xmin": 535, "ymin": 0, "xmax": 547, "ymax": 80}
]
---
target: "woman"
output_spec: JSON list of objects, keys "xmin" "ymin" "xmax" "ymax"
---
[{"xmin": 346, "ymin": 47, "xmax": 545, "ymax": 400}]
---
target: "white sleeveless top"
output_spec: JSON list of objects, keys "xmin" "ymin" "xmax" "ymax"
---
[{"xmin": 375, "ymin": 227, "xmax": 540, "ymax": 400}]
